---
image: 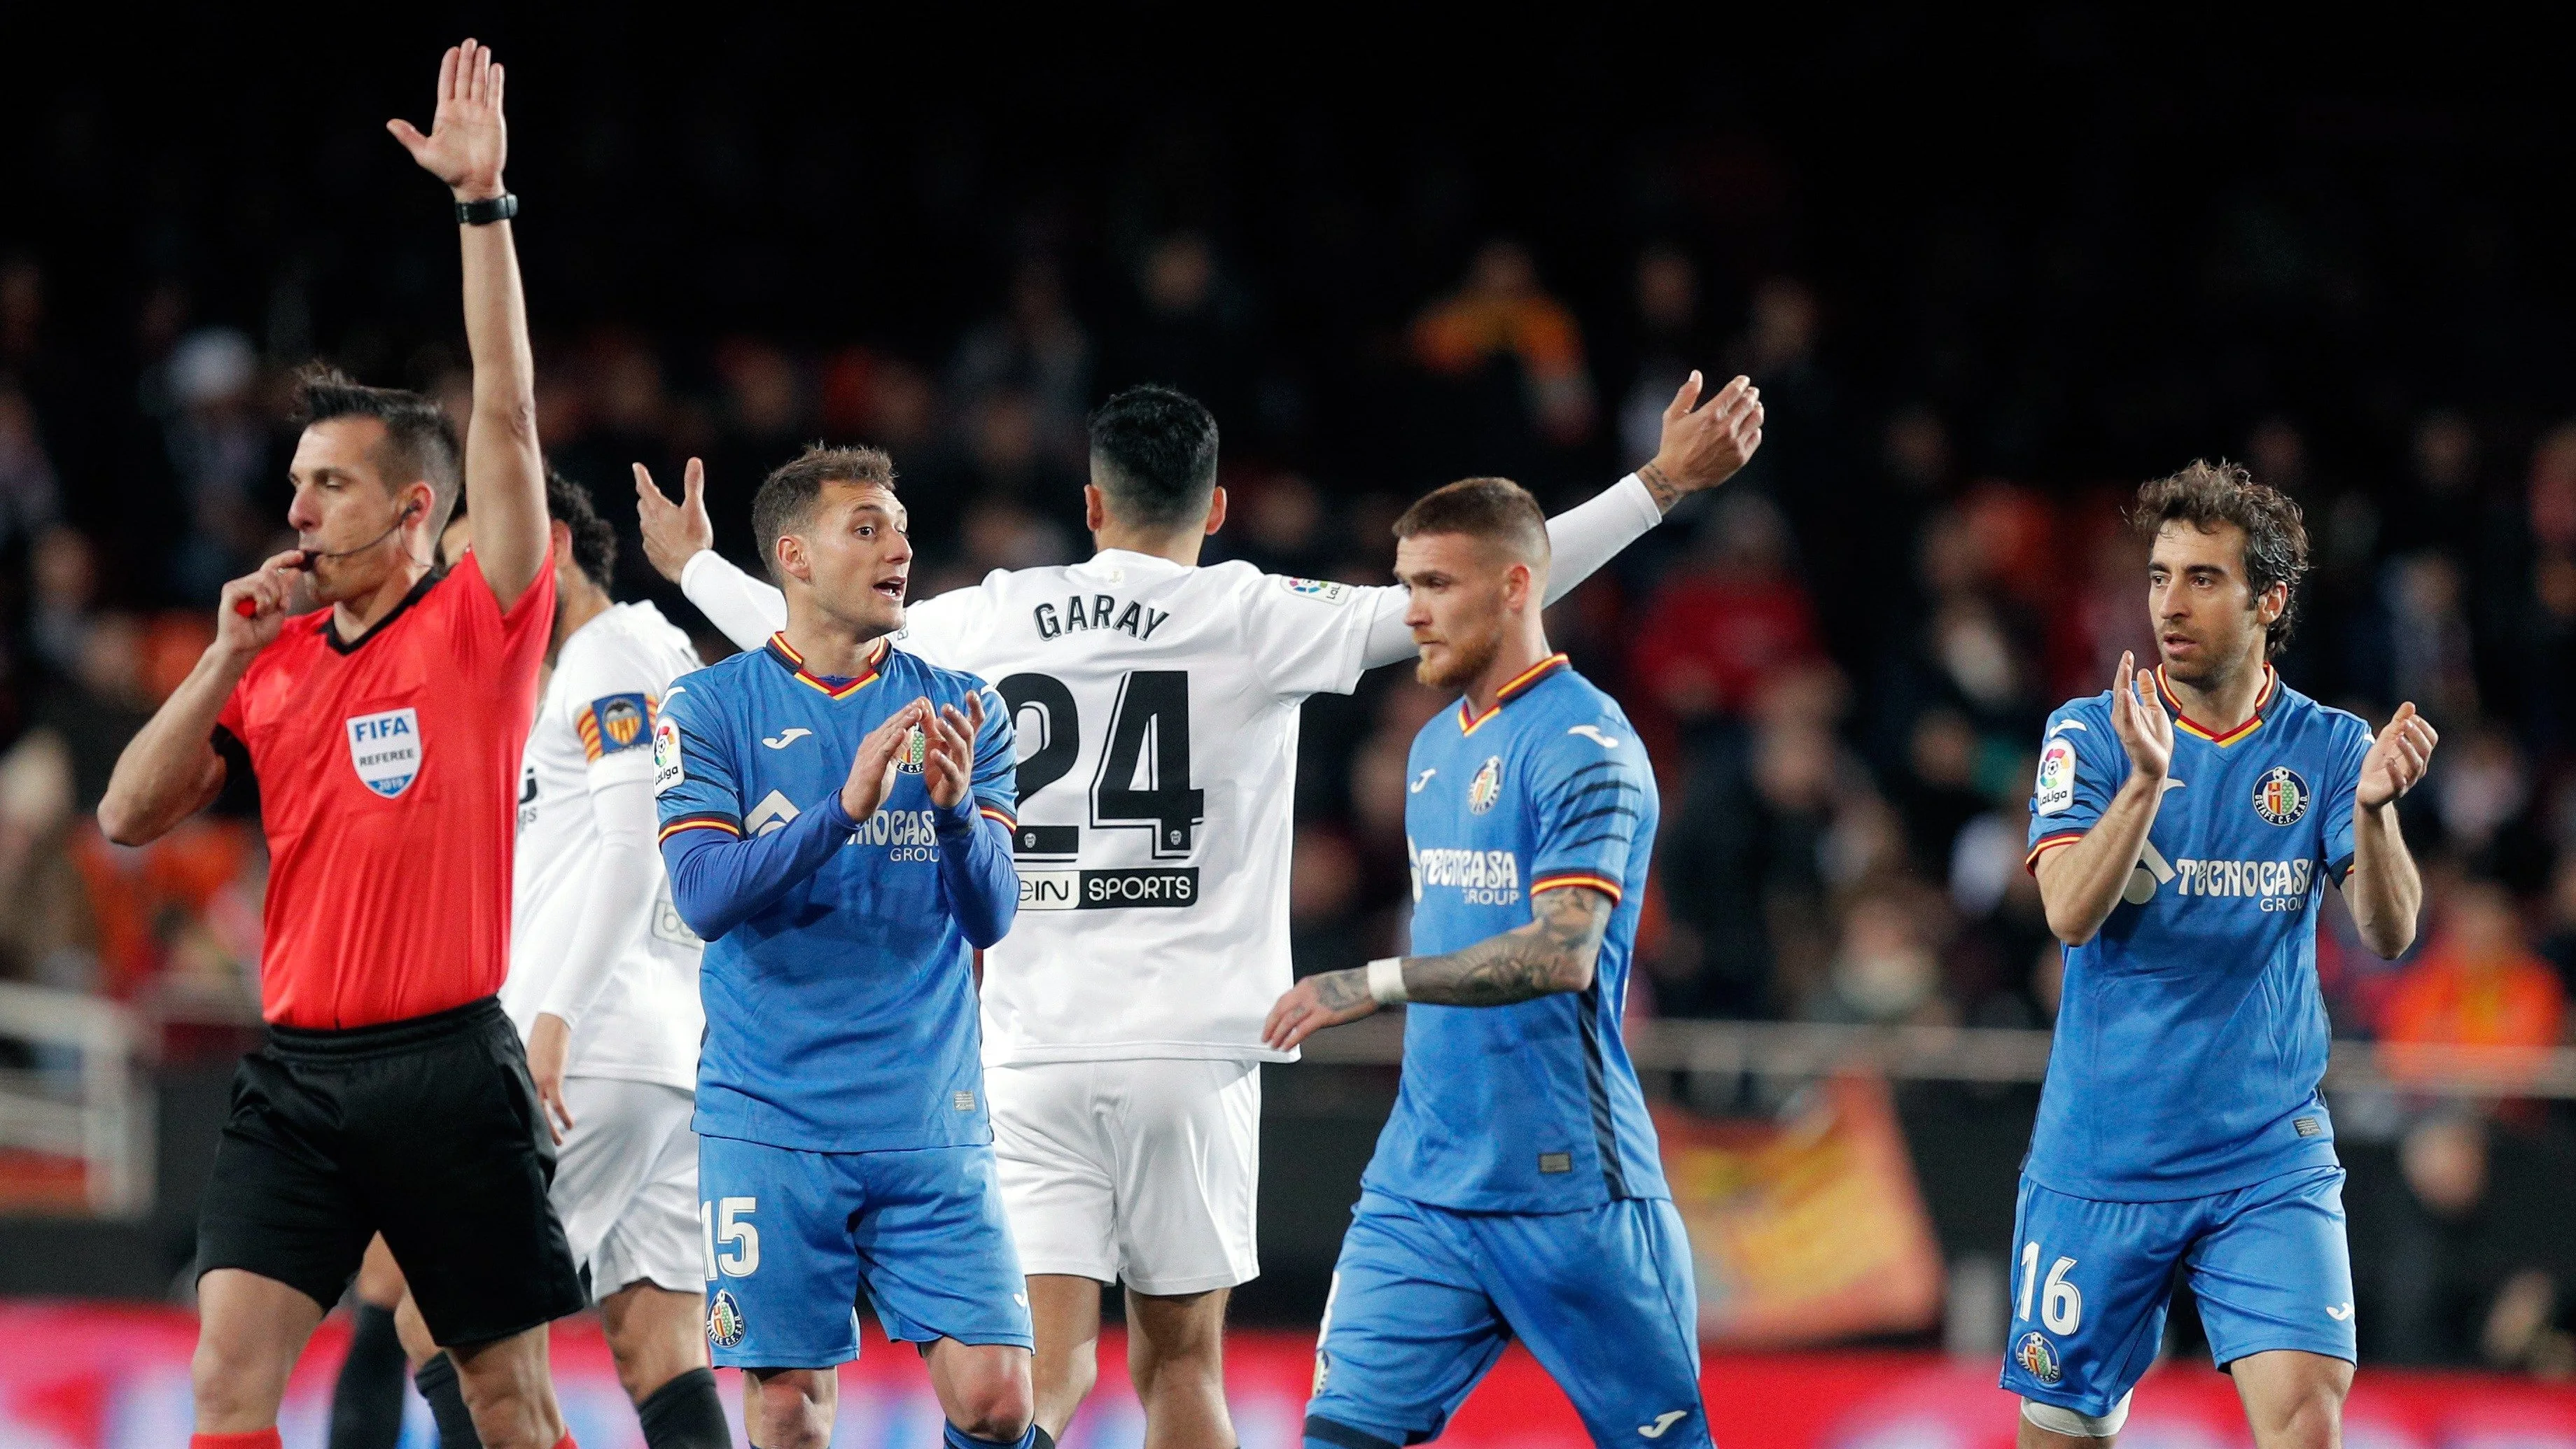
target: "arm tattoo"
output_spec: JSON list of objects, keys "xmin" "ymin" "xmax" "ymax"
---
[
  {"xmin": 1402, "ymin": 887, "xmax": 1614, "ymax": 1007},
  {"xmin": 1637, "ymin": 461, "xmax": 1684, "ymax": 514}
]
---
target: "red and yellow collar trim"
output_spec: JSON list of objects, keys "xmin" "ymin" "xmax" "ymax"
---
[
  {"xmin": 1459, "ymin": 653, "xmax": 1571, "ymax": 736},
  {"xmin": 2155, "ymin": 664, "xmax": 2276, "ymax": 746},
  {"xmin": 765, "ymin": 633, "xmax": 888, "ymax": 701}
]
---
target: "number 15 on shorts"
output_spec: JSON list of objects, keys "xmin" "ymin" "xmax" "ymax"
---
[
  {"xmin": 702, "ymin": 1196, "xmax": 760, "ymax": 1280},
  {"xmin": 2019, "ymin": 1241, "xmax": 2082, "ymax": 1334}
]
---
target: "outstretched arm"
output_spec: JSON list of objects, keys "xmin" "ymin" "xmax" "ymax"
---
[
  {"xmin": 1261, "ymin": 886, "xmax": 1612, "ymax": 1051},
  {"xmin": 1354, "ymin": 372, "xmax": 1765, "ymax": 670},
  {"xmin": 2344, "ymin": 702, "xmax": 2437, "ymax": 958},
  {"xmin": 2032, "ymin": 653, "xmax": 2174, "ymax": 946},
  {"xmin": 390, "ymin": 40, "xmax": 546, "ymax": 608},
  {"xmin": 640, "ymin": 460, "xmax": 787, "ymax": 651}
]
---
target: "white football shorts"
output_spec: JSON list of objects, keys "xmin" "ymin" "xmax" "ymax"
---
[
  {"xmin": 986, "ymin": 1057, "xmax": 1261, "ymax": 1296},
  {"xmin": 552, "ymin": 1076, "xmax": 701, "ymax": 1301}
]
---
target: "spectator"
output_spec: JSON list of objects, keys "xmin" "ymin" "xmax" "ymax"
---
[
  {"xmin": 1627, "ymin": 491, "xmax": 1823, "ymax": 736},
  {"xmin": 0, "ymin": 383, "xmax": 61, "ymax": 550},
  {"xmin": 2379, "ymin": 878, "xmax": 2567, "ymax": 1086},
  {"xmin": 153, "ymin": 328, "xmax": 272, "ymax": 602},
  {"xmin": 951, "ymin": 258, "xmax": 1093, "ymax": 474},
  {"xmin": 1408, "ymin": 239, "xmax": 1593, "ymax": 477},
  {"xmin": 1615, "ymin": 244, "xmax": 1715, "ymax": 470}
]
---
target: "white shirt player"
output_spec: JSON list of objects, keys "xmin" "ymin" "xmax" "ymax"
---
[
  {"xmin": 500, "ymin": 601, "xmax": 708, "ymax": 1089},
  {"xmin": 674, "ymin": 476, "xmax": 1667, "ymax": 1068}
]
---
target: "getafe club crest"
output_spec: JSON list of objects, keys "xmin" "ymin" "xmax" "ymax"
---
[
  {"xmin": 2015, "ymin": 1331, "xmax": 2062, "ymax": 1385},
  {"xmin": 897, "ymin": 727, "xmax": 928, "ymax": 774},
  {"xmin": 346, "ymin": 708, "xmax": 421, "ymax": 799},
  {"xmin": 706, "ymin": 1289, "xmax": 746, "ymax": 1348},
  {"xmin": 2252, "ymin": 766, "xmax": 2309, "ymax": 826},
  {"xmin": 1467, "ymin": 755, "xmax": 1504, "ymax": 814}
]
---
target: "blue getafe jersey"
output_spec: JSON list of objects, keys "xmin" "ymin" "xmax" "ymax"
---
[
  {"xmin": 1363, "ymin": 654, "xmax": 1670, "ymax": 1212},
  {"xmin": 2024, "ymin": 666, "xmax": 2374, "ymax": 1200},
  {"xmin": 654, "ymin": 633, "xmax": 1018, "ymax": 1153}
]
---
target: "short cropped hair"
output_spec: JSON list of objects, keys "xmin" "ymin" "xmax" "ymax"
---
[
  {"xmin": 1089, "ymin": 385, "xmax": 1219, "ymax": 531},
  {"xmin": 2132, "ymin": 458, "xmax": 2310, "ymax": 659},
  {"xmin": 1392, "ymin": 475, "xmax": 1550, "ymax": 566},
  {"xmin": 292, "ymin": 363, "xmax": 465, "ymax": 533},
  {"xmin": 752, "ymin": 444, "xmax": 898, "ymax": 581},
  {"xmin": 545, "ymin": 470, "xmax": 617, "ymax": 593}
]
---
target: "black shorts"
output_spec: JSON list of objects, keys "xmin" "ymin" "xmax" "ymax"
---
[{"xmin": 196, "ymin": 995, "xmax": 586, "ymax": 1347}]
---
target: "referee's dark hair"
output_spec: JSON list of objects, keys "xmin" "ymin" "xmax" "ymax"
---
[
  {"xmin": 290, "ymin": 363, "xmax": 466, "ymax": 535},
  {"xmin": 1089, "ymin": 384, "xmax": 1219, "ymax": 531},
  {"xmin": 753, "ymin": 444, "xmax": 898, "ymax": 582},
  {"xmin": 545, "ymin": 470, "xmax": 618, "ymax": 593}
]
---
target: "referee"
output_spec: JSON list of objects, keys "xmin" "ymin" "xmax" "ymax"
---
[{"xmin": 100, "ymin": 41, "xmax": 587, "ymax": 1449}]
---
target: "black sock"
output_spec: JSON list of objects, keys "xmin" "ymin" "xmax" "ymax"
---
[
  {"xmin": 636, "ymin": 1366, "xmax": 733, "ymax": 1449},
  {"xmin": 328, "ymin": 1304, "xmax": 409, "ymax": 1449},
  {"xmin": 413, "ymin": 1352, "xmax": 486, "ymax": 1449}
]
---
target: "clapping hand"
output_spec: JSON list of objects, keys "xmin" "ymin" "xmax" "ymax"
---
[
  {"xmin": 2357, "ymin": 702, "xmax": 2439, "ymax": 809},
  {"xmin": 2108, "ymin": 651, "xmax": 2173, "ymax": 785},
  {"xmin": 923, "ymin": 693, "xmax": 986, "ymax": 811}
]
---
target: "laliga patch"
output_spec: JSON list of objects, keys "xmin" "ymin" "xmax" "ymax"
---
[
  {"xmin": 346, "ymin": 708, "xmax": 421, "ymax": 799},
  {"xmin": 2015, "ymin": 1331, "xmax": 2062, "ymax": 1385},
  {"xmin": 1468, "ymin": 755, "xmax": 1504, "ymax": 814},
  {"xmin": 2034, "ymin": 738, "xmax": 2078, "ymax": 816},
  {"xmin": 1278, "ymin": 575, "xmax": 1352, "ymax": 605},
  {"xmin": 581, "ymin": 692, "xmax": 652, "ymax": 761},
  {"xmin": 2252, "ymin": 766, "xmax": 2309, "ymax": 826},
  {"xmin": 651, "ymin": 717, "xmax": 685, "ymax": 794},
  {"xmin": 706, "ymin": 1289, "xmax": 746, "ymax": 1349}
]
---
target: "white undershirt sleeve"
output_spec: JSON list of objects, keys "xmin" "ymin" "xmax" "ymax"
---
[
  {"xmin": 536, "ymin": 775, "xmax": 664, "ymax": 1028},
  {"xmin": 1352, "ymin": 473, "xmax": 1665, "ymax": 671},
  {"xmin": 678, "ymin": 550, "xmax": 789, "ymax": 654}
]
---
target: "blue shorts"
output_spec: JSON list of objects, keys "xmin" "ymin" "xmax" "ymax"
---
[
  {"xmin": 1305, "ymin": 1190, "xmax": 1708, "ymax": 1449},
  {"xmin": 697, "ymin": 1135, "xmax": 1033, "ymax": 1369},
  {"xmin": 2000, "ymin": 1164, "xmax": 2354, "ymax": 1415}
]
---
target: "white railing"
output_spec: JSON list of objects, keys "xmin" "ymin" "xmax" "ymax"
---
[
  {"xmin": 0, "ymin": 982, "xmax": 153, "ymax": 1217},
  {"xmin": 1294, "ymin": 1014, "xmax": 2576, "ymax": 1099}
]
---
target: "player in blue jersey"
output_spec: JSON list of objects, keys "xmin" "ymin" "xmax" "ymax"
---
[
  {"xmin": 2008, "ymin": 461, "xmax": 2438, "ymax": 1448},
  {"xmin": 1264, "ymin": 477, "xmax": 1704, "ymax": 1449},
  {"xmin": 652, "ymin": 445, "xmax": 1036, "ymax": 1449}
]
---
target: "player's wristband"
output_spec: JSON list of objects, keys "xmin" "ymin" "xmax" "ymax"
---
[
  {"xmin": 1366, "ymin": 956, "xmax": 1408, "ymax": 1006},
  {"xmin": 455, "ymin": 193, "xmax": 519, "ymax": 226}
]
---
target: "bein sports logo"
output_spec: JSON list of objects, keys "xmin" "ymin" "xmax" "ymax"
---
[
  {"xmin": 346, "ymin": 708, "xmax": 421, "ymax": 799},
  {"xmin": 2015, "ymin": 1330, "xmax": 2062, "ymax": 1385}
]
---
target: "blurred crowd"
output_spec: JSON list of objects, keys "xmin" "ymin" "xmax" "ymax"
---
[{"xmin": 4, "ymin": 162, "xmax": 2576, "ymax": 1371}]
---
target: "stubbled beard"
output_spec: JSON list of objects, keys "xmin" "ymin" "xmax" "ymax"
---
[
  {"xmin": 2157, "ymin": 631, "xmax": 2263, "ymax": 689},
  {"xmin": 1417, "ymin": 624, "xmax": 1501, "ymax": 691}
]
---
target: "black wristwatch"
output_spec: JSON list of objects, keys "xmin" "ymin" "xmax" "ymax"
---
[{"xmin": 455, "ymin": 193, "xmax": 519, "ymax": 226}]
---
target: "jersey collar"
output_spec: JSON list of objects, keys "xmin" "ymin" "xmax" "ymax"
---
[
  {"xmin": 764, "ymin": 632, "xmax": 889, "ymax": 700},
  {"xmin": 1458, "ymin": 652, "xmax": 1571, "ymax": 736},
  {"xmin": 321, "ymin": 564, "xmax": 446, "ymax": 656},
  {"xmin": 2155, "ymin": 662, "xmax": 2276, "ymax": 746}
]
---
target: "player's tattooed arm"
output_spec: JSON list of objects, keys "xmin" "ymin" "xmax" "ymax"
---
[
  {"xmin": 1264, "ymin": 888, "xmax": 1612, "ymax": 1051},
  {"xmin": 1635, "ymin": 371, "xmax": 1765, "ymax": 512}
]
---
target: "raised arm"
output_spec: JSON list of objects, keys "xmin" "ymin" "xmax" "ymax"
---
[
  {"xmin": 2032, "ymin": 654, "xmax": 2174, "ymax": 946},
  {"xmin": 1261, "ymin": 886, "xmax": 1614, "ymax": 1051},
  {"xmin": 639, "ymin": 460, "xmax": 787, "ymax": 652},
  {"xmin": 99, "ymin": 550, "xmax": 304, "ymax": 844},
  {"xmin": 2343, "ymin": 702, "xmax": 2436, "ymax": 958},
  {"xmin": 1353, "ymin": 371, "xmax": 1765, "ymax": 670},
  {"xmin": 389, "ymin": 40, "xmax": 546, "ymax": 607}
]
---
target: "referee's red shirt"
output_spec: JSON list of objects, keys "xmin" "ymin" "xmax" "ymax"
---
[{"xmin": 218, "ymin": 547, "xmax": 556, "ymax": 1029}]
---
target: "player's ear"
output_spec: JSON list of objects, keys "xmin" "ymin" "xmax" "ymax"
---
[
  {"xmin": 1083, "ymin": 485, "xmax": 1107, "ymax": 535},
  {"xmin": 775, "ymin": 532, "xmax": 809, "ymax": 585},
  {"xmin": 1203, "ymin": 486, "xmax": 1228, "ymax": 536}
]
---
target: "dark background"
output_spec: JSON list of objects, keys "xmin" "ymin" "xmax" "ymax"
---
[{"xmin": 4, "ymin": 5, "xmax": 2574, "ymax": 1371}]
